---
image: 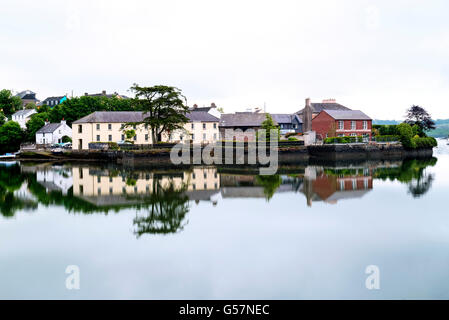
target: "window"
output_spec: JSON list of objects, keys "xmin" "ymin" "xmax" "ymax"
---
[
  {"xmin": 134, "ymin": 135, "xmax": 137, "ymax": 141},
  {"xmin": 109, "ymin": 177, "xmax": 113, "ymax": 183},
  {"xmin": 97, "ymin": 176, "xmax": 101, "ymax": 183},
  {"xmin": 351, "ymin": 133, "xmax": 357, "ymax": 137},
  {"xmin": 108, "ymin": 124, "xmax": 112, "ymax": 130},
  {"xmin": 145, "ymin": 134, "xmax": 149, "ymax": 141},
  {"xmin": 203, "ymin": 123, "xmax": 206, "ymax": 130},
  {"xmin": 192, "ymin": 173, "xmax": 196, "ymax": 179},
  {"xmin": 79, "ymin": 170, "xmax": 83, "ymax": 179},
  {"xmin": 108, "ymin": 135, "xmax": 112, "ymax": 142},
  {"xmin": 133, "ymin": 125, "xmax": 137, "ymax": 130},
  {"xmin": 122, "ymin": 187, "xmax": 126, "ymax": 194},
  {"xmin": 97, "ymin": 187, "xmax": 101, "ymax": 195},
  {"xmin": 213, "ymin": 133, "xmax": 217, "ymax": 140},
  {"xmin": 203, "ymin": 133, "xmax": 206, "ymax": 140},
  {"xmin": 79, "ymin": 185, "xmax": 84, "ymax": 194},
  {"xmin": 96, "ymin": 135, "xmax": 100, "ymax": 142},
  {"xmin": 121, "ymin": 134, "xmax": 125, "ymax": 141},
  {"xmin": 145, "ymin": 124, "xmax": 149, "ymax": 130},
  {"xmin": 363, "ymin": 121, "xmax": 368, "ymax": 130},
  {"xmin": 180, "ymin": 135, "xmax": 183, "ymax": 141},
  {"xmin": 78, "ymin": 125, "xmax": 83, "ymax": 133},
  {"xmin": 213, "ymin": 123, "xmax": 217, "ymax": 129},
  {"xmin": 352, "ymin": 179, "xmax": 357, "ymax": 190},
  {"xmin": 96, "ymin": 124, "xmax": 100, "ymax": 130},
  {"xmin": 340, "ymin": 180, "xmax": 345, "ymax": 190},
  {"xmin": 338, "ymin": 121, "xmax": 344, "ymax": 130},
  {"xmin": 204, "ymin": 183, "xmax": 207, "ymax": 189},
  {"xmin": 191, "ymin": 123, "xmax": 195, "ymax": 129},
  {"xmin": 109, "ymin": 187, "xmax": 113, "ymax": 195},
  {"xmin": 192, "ymin": 134, "xmax": 195, "ymax": 140},
  {"xmin": 351, "ymin": 121, "xmax": 356, "ymax": 130},
  {"xmin": 204, "ymin": 172, "xmax": 207, "ymax": 179}
]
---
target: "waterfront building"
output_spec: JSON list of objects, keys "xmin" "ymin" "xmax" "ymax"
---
[{"xmin": 35, "ymin": 119, "xmax": 72, "ymax": 146}]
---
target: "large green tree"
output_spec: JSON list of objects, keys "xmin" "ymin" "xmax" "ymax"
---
[
  {"xmin": 0, "ymin": 121, "xmax": 25, "ymax": 153},
  {"xmin": 125, "ymin": 84, "xmax": 190, "ymax": 144},
  {"xmin": 0, "ymin": 89, "xmax": 22, "ymax": 118},
  {"xmin": 25, "ymin": 112, "xmax": 49, "ymax": 142}
]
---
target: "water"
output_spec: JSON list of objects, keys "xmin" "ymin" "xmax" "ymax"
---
[{"xmin": 1, "ymin": 140, "xmax": 448, "ymax": 299}]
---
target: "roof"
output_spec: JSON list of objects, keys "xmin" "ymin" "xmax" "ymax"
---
[
  {"xmin": 12, "ymin": 109, "xmax": 36, "ymax": 117},
  {"xmin": 186, "ymin": 111, "xmax": 219, "ymax": 122},
  {"xmin": 36, "ymin": 123, "xmax": 62, "ymax": 134},
  {"xmin": 297, "ymin": 102, "xmax": 351, "ymax": 114},
  {"xmin": 219, "ymin": 113, "xmax": 276, "ymax": 127},
  {"xmin": 271, "ymin": 114, "xmax": 303, "ymax": 124},
  {"xmin": 16, "ymin": 90, "xmax": 36, "ymax": 100},
  {"xmin": 73, "ymin": 111, "xmax": 219, "ymax": 124},
  {"xmin": 73, "ymin": 111, "xmax": 146, "ymax": 124},
  {"xmin": 42, "ymin": 96, "xmax": 65, "ymax": 102},
  {"xmin": 323, "ymin": 110, "xmax": 372, "ymax": 120}
]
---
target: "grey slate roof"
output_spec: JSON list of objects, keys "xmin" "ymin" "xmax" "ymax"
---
[
  {"xmin": 16, "ymin": 90, "xmax": 36, "ymax": 100},
  {"xmin": 186, "ymin": 111, "xmax": 219, "ymax": 122},
  {"xmin": 219, "ymin": 113, "xmax": 276, "ymax": 127},
  {"xmin": 12, "ymin": 109, "xmax": 36, "ymax": 117},
  {"xmin": 297, "ymin": 102, "xmax": 351, "ymax": 114},
  {"xmin": 36, "ymin": 123, "xmax": 62, "ymax": 134},
  {"xmin": 323, "ymin": 110, "xmax": 372, "ymax": 120},
  {"xmin": 271, "ymin": 114, "xmax": 303, "ymax": 124},
  {"xmin": 73, "ymin": 112, "xmax": 146, "ymax": 124}
]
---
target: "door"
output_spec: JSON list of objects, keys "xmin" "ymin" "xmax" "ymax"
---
[{"xmin": 79, "ymin": 139, "xmax": 83, "ymax": 151}]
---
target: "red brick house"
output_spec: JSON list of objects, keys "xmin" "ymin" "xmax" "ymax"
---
[{"xmin": 312, "ymin": 110, "xmax": 372, "ymax": 141}]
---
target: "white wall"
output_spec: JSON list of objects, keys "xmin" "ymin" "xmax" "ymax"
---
[{"xmin": 12, "ymin": 110, "xmax": 37, "ymax": 129}]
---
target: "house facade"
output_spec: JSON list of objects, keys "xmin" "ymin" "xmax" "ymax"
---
[
  {"xmin": 15, "ymin": 90, "xmax": 39, "ymax": 107},
  {"xmin": 11, "ymin": 109, "xmax": 37, "ymax": 129},
  {"xmin": 219, "ymin": 112, "xmax": 275, "ymax": 142},
  {"xmin": 72, "ymin": 111, "xmax": 220, "ymax": 150},
  {"xmin": 41, "ymin": 96, "xmax": 67, "ymax": 107},
  {"xmin": 168, "ymin": 111, "xmax": 220, "ymax": 144},
  {"xmin": 312, "ymin": 110, "xmax": 372, "ymax": 140},
  {"xmin": 271, "ymin": 114, "xmax": 303, "ymax": 135},
  {"xmin": 36, "ymin": 120, "xmax": 72, "ymax": 145}
]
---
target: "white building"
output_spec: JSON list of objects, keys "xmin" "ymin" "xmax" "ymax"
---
[
  {"xmin": 36, "ymin": 120, "xmax": 72, "ymax": 145},
  {"xmin": 36, "ymin": 166, "xmax": 73, "ymax": 195},
  {"xmin": 11, "ymin": 109, "xmax": 37, "ymax": 129}
]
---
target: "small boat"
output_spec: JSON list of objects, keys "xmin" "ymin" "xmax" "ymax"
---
[{"xmin": 0, "ymin": 153, "xmax": 17, "ymax": 160}]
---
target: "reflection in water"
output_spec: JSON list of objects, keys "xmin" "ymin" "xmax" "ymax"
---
[{"xmin": 0, "ymin": 158, "xmax": 438, "ymax": 235}]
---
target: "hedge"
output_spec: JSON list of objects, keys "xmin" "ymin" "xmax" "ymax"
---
[
  {"xmin": 374, "ymin": 135, "xmax": 400, "ymax": 142},
  {"xmin": 324, "ymin": 136, "xmax": 364, "ymax": 144}
]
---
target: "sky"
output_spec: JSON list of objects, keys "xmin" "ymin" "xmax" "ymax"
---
[{"xmin": 1, "ymin": 0, "xmax": 448, "ymax": 119}]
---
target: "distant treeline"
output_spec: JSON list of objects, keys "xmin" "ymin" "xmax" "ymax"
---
[{"xmin": 374, "ymin": 119, "xmax": 449, "ymax": 138}]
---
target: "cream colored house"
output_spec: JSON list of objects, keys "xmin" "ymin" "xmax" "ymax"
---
[
  {"xmin": 168, "ymin": 111, "xmax": 220, "ymax": 144},
  {"xmin": 72, "ymin": 111, "xmax": 220, "ymax": 150}
]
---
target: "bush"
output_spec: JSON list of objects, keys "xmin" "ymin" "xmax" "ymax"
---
[
  {"xmin": 373, "ymin": 125, "xmax": 399, "ymax": 136},
  {"xmin": 288, "ymin": 137, "xmax": 298, "ymax": 141},
  {"xmin": 412, "ymin": 137, "xmax": 437, "ymax": 148},
  {"xmin": 397, "ymin": 123, "xmax": 415, "ymax": 149}
]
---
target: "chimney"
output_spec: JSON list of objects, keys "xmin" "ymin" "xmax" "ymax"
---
[
  {"xmin": 102, "ymin": 90, "xmax": 107, "ymax": 96},
  {"xmin": 84, "ymin": 93, "xmax": 88, "ymax": 96},
  {"xmin": 303, "ymin": 98, "xmax": 312, "ymax": 132},
  {"xmin": 61, "ymin": 117, "xmax": 66, "ymax": 126},
  {"xmin": 45, "ymin": 119, "xmax": 49, "ymax": 126},
  {"xmin": 322, "ymin": 99, "xmax": 336, "ymax": 103},
  {"xmin": 193, "ymin": 104, "xmax": 198, "ymax": 109},
  {"xmin": 210, "ymin": 102, "xmax": 216, "ymax": 108}
]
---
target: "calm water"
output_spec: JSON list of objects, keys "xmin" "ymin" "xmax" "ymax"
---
[{"xmin": 1, "ymin": 140, "xmax": 449, "ymax": 299}]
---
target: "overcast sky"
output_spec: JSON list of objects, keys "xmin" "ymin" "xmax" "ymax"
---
[{"xmin": 1, "ymin": 0, "xmax": 448, "ymax": 119}]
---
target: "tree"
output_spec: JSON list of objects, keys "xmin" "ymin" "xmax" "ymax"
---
[
  {"xmin": 0, "ymin": 89, "xmax": 22, "ymax": 118},
  {"xmin": 259, "ymin": 114, "xmax": 280, "ymax": 141},
  {"xmin": 0, "ymin": 111, "xmax": 5, "ymax": 126},
  {"xmin": 405, "ymin": 105, "xmax": 436, "ymax": 133},
  {"xmin": 0, "ymin": 121, "xmax": 25, "ymax": 153},
  {"xmin": 25, "ymin": 113, "xmax": 48, "ymax": 142},
  {"xmin": 126, "ymin": 84, "xmax": 189, "ymax": 144},
  {"xmin": 397, "ymin": 123, "xmax": 415, "ymax": 149},
  {"xmin": 124, "ymin": 129, "xmax": 136, "ymax": 143},
  {"xmin": 25, "ymin": 102, "xmax": 36, "ymax": 110}
]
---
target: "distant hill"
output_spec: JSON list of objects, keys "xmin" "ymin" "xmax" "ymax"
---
[{"xmin": 373, "ymin": 119, "xmax": 449, "ymax": 138}]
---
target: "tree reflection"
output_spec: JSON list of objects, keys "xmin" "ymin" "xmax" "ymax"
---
[
  {"xmin": 132, "ymin": 178, "xmax": 190, "ymax": 237},
  {"xmin": 0, "ymin": 163, "xmax": 37, "ymax": 217},
  {"xmin": 255, "ymin": 175, "xmax": 282, "ymax": 201}
]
